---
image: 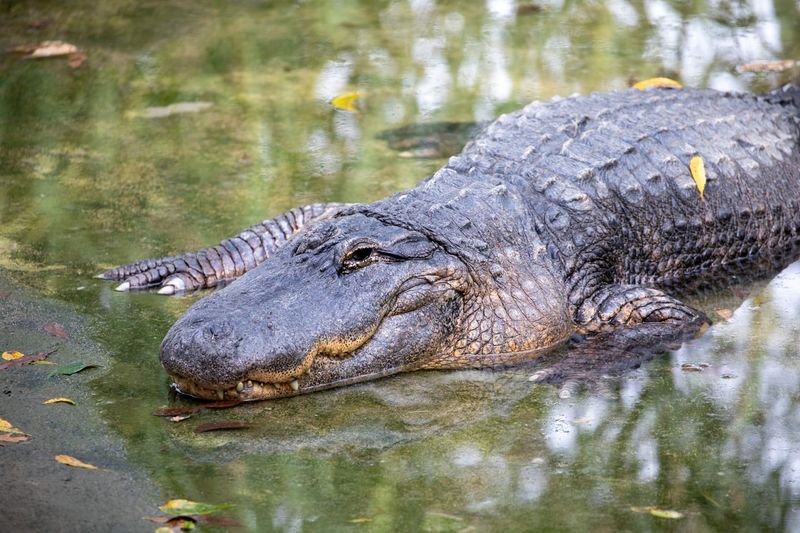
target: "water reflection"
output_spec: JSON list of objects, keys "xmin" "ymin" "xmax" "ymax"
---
[{"xmin": 1, "ymin": 0, "xmax": 799, "ymax": 530}]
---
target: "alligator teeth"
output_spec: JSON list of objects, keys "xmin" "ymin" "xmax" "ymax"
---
[
  {"xmin": 217, "ymin": 390, "xmax": 224, "ymax": 400},
  {"xmin": 236, "ymin": 382, "xmax": 244, "ymax": 392},
  {"xmin": 290, "ymin": 379, "xmax": 299, "ymax": 392},
  {"xmin": 246, "ymin": 380, "xmax": 253, "ymax": 388},
  {"xmin": 157, "ymin": 285, "xmax": 175, "ymax": 295},
  {"xmin": 114, "ymin": 282, "xmax": 131, "ymax": 292}
]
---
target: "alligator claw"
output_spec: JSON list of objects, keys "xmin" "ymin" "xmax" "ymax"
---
[{"xmin": 114, "ymin": 282, "xmax": 131, "ymax": 292}]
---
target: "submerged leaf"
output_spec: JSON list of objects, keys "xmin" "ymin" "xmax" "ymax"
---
[
  {"xmin": 0, "ymin": 417, "xmax": 29, "ymax": 436},
  {"xmin": 632, "ymin": 77, "xmax": 683, "ymax": 90},
  {"xmin": 48, "ymin": 361, "xmax": 98, "ymax": 377},
  {"xmin": 153, "ymin": 399, "xmax": 241, "ymax": 417},
  {"xmin": 330, "ymin": 91, "xmax": 363, "ymax": 113},
  {"xmin": 55, "ymin": 454, "xmax": 97, "ymax": 470},
  {"xmin": 2, "ymin": 351, "xmax": 24, "ymax": 360},
  {"xmin": 158, "ymin": 499, "xmax": 235, "ymax": 517},
  {"xmin": 689, "ymin": 155, "xmax": 706, "ymax": 201},
  {"xmin": 194, "ymin": 421, "xmax": 250, "ymax": 433},
  {"xmin": 737, "ymin": 60, "xmax": 798, "ymax": 73},
  {"xmin": 43, "ymin": 322, "xmax": 69, "ymax": 339},
  {"xmin": 44, "ymin": 397, "xmax": 75, "ymax": 405}
]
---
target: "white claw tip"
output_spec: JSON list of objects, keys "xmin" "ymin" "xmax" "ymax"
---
[
  {"xmin": 290, "ymin": 379, "xmax": 299, "ymax": 392},
  {"xmin": 217, "ymin": 390, "xmax": 224, "ymax": 400},
  {"xmin": 157, "ymin": 285, "xmax": 176, "ymax": 295},
  {"xmin": 94, "ymin": 273, "xmax": 108, "ymax": 279},
  {"xmin": 114, "ymin": 282, "xmax": 131, "ymax": 292}
]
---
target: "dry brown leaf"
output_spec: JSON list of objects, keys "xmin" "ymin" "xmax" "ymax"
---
[
  {"xmin": 43, "ymin": 322, "xmax": 69, "ymax": 339},
  {"xmin": 44, "ymin": 397, "xmax": 75, "ymax": 405},
  {"xmin": 2, "ymin": 351, "xmax": 24, "ymax": 361},
  {"xmin": 55, "ymin": 454, "xmax": 97, "ymax": 470},
  {"xmin": 0, "ymin": 433, "xmax": 29, "ymax": 445}
]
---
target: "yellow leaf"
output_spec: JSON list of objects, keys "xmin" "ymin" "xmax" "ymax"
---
[
  {"xmin": 32, "ymin": 360, "xmax": 56, "ymax": 365},
  {"xmin": 55, "ymin": 454, "xmax": 97, "ymax": 470},
  {"xmin": 44, "ymin": 397, "xmax": 75, "ymax": 405},
  {"xmin": 2, "ymin": 351, "xmax": 24, "ymax": 361},
  {"xmin": 690, "ymin": 155, "xmax": 707, "ymax": 201},
  {"xmin": 349, "ymin": 517, "xmax": 372, "ymax": 523},
  {"xmin": 649, "ymin": 509, "xmax": 684, "ymax": 519},
  {"xmin": 0, "ymin": 417, "xmax": 29, "ymax": 436},
  {"xmin": 330, "ymin": 91, "xmax": 363, "ymax": 113},
  {"xmin": 632, "ymin": 77, "xmax": 683, "ymax": 90}
]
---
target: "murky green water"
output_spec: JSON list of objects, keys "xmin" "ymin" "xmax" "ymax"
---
[{"xmin": 1, "ymin": 0, "xmax": 800, "ymax": 531}]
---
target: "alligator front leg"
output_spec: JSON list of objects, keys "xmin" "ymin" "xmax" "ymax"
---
[
  {"xmin": 530, "ymin": 284, "xmax": 710, "ymax": 396},
  {"xmin": 97, "ymin": 203, "xmax": 348, "ymax": 294}
]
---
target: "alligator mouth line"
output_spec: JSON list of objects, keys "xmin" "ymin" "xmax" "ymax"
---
[{"xmin": 171, "ymin": 374, "xmax": 304, "ymax": 401}]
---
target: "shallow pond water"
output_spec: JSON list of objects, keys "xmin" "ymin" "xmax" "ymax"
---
[{"xmin": 1, "ymin": 0, "xmax": 800, "ymax": 531}]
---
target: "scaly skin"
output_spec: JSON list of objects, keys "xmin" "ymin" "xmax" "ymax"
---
[{"xmin": 101, "ymin": 85, "xmax": 800, "ymax": 401}]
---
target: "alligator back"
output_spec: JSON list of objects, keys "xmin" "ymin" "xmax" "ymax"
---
[{"xmin": 444, "ymin": 86, "xmax": 800, "ymax": 294}]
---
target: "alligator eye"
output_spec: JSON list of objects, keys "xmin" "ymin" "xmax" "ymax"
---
[{"xmin": 342, "ymin": 245, "xmax": 377, "ymax": 269}]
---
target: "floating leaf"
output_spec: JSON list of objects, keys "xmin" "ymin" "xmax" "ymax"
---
[
  {"xmin": 55, "ymin": 454, "xmax": 97, "ymax": 470},
  {"xmin": 715, "ymin": 308, "xmax": 733, "ymax": 321},
  {"xmin": 517, "ymin": 3, "xmax": 545, "ymax": 15},
  {"xmin": 0, "ymin": 417, "xmax": 29, "ymax": 436},
  {"xmin": 1, "ymin": 351, "xmax": 50, "ymax": 369},
  {"xmin": 48, "ymin": 361, "xmax": 98, "ymax": 377},
  {"xmin": 31, "ymin": 360, "xmax": 56, "ymax": 365},
  {"xmin": 689, "ymin": 155, "xmax": 707, "ymax": 201},
  {"xmin": 350, "ymin": 517, "xmax": 372, "ymax": 523},
  {"xmin": 737, "ymin": 60, "xmax": 798, "ymax": 73},
  {"xmin": 0, "ymin": 433, "xmax": 29, "ymax": 445},
  {"xmin": 158, "ymin": 499, "xmax": 235, "ymax": 517},
  {"xmin": 43, "ymin": 322, "xmax": 69, "ymax": 339},
  {"xmin": 137, "ymin": 102, "xmax": 213, "ymax": 119},
  {"xmin": 2, "ymin": 351, "xmax": 24, "ymax": 361},
  {"xmin": 330, "ymin": 91, "xmax": 363, "ymax": 113},
  {"xmin": 28, "ymin": 40, "xmax": 78, "ymax": 58},
  {"xmin": 649, "ymin": 509, "xmax": 684, "ymax": 519},
  {"xmin": 632, "ymin": 77, "xmax": 683, "ymax": 90},
  {"xmin": 194, "ymin": 421, "xmax": 250, "ymax": 433},
  {"xmin": 44, "ymin": 397, "xmax": 75, "ymax": 405},
  {"xmin": 0, "ymin": 291, "xmax": 11, "ymax": 298}
]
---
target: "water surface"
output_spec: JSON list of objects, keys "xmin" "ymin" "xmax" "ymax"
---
[{"xmin": 1, "ymin": 0, "xmax": 799, "ymax": 530}]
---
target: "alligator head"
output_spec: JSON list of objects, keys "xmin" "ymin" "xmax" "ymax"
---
[{"xmin": 161, "ymin": 210, "xmax": 569, "ymax": 401}]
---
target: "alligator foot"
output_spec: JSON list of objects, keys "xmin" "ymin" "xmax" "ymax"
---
[
  {"xmin": 97, "ymin": 203, "xmax": 348, "ymax": 294},
  {"xmin": 528, "ymin": 316, "xmax": 708, "ymax": 399}
]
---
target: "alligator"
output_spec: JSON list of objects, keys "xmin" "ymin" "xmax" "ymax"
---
[{"xmin": 99, "ymin": 84, "xmax": 800, "ymax": 401}]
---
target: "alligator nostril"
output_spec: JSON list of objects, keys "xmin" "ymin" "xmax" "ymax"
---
[{"xmin": 206, "ymin": 321, "xmax": 233, "ymax": 340}]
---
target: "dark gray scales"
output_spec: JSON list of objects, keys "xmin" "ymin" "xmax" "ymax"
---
[{"xmin": 98, "ymin": 85, "xmax": 800, "ymax": 400}]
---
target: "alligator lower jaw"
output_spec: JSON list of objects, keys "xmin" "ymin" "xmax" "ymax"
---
[{"xmin": 170, "ymin": 375, "xmax": 302, "ymax": 401}]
